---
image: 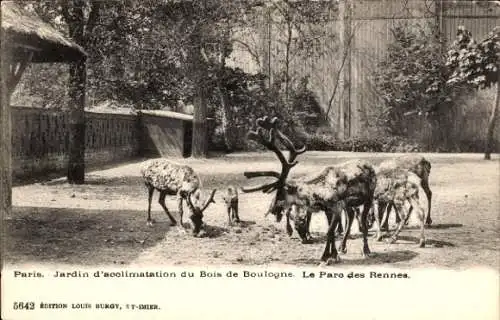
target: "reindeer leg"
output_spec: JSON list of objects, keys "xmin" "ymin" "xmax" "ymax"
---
[
  {"xmin": 366, "ymin": 205, "xmax": 375, "ymax": 230},
  {"xmin": 387, "ymin": 202, "xmax": 412, "ymax": 244},
  {"xmin": 285, "ymin": 208, "xmax": 293, "ymax": 236},
  {"xmin": 360, "ymin": 200, "xmax": 372, "ymax": 257},
  {"xmin": 321, "ymin": 210, "xmax": 341, "ymax": 264},
  {"xmin": 336, "ymin": 210, "xmax": 344, "ymax": 235},
  {"xmin": 339, "ymin": 206, "xmax": 355, "ymax": 254},
  {"xmin": 374, "ymin": 201, "xmax": 389, "ymax": 241},
  {"xmin": 159, "ymin": 191, "xmax": 178, "ymax": 226},
  {"xmin": 304, "ymin": 211, "xmax": 313, "ymax": 242},
  {"xmin": 410, "ymin": 197, "xmax": 426, "ymax": 247},
  {"xmin": 321, "ymin": 209, "xmax": 333, "ymax": 262},
  {"xmin": 324, "ymin": 209, "xmax": 333, "ymax": 227},
  {"xmin": 381, "ymin": 201, "xmax": 391, "ymax": 231},
  {"xmin": 227, "ymin": 205, "xmax": 233, "ymax": 226},
  {"xmin": 395, "ymin": 205, "xmax": 402, "ymax": 225},
  {"xmin": 355, "ymin": 207, "xmax": 365, "ymax": 234},
  {"xmin": 146, "ymin": 184, "xmax": 155, "ymax": 227},
  {"xmin": 421, "ymin": 179, "xmax": 433, "ymax": 225},
  {"xmin": 398, "ymin": 204, "xmax": 410, "ymax": 226},
  {"xmin": 234, "ymin": 200, "xmax": 241, "ymax": 223},
  {"xmin": 177, "ymin": 193, "xmax": 185, "ymax": 227}
]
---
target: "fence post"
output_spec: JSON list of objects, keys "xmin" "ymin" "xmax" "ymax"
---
[
  {"xmin": 436, "ymin": 0, "xmax": 446, "ymax": 51},
  {"xmin": 264, "ymin": 6, "xmax": 272, "ymax": 88},
  {"xmin": 341, "ymin": 0, "xmax": 352, "ymax": 139}
]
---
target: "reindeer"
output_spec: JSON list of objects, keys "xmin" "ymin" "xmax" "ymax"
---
[
  {"xmin": 140, "ymin": 158, "xmax": 217, "ymax": 235},
  {"xmin": 241, "ymin": 116, "xmax": 377, "ymax": 264},
  {"xmin": 371, "ymin": 166, "xmax": 428, "ymax": 247},
  {"xmin": 222, "ymin": 186, "xmax": 240, "ymax": 225},
  {"xmin": 371, "ymin": 155, "xmax": 433, "ymax": 230}
]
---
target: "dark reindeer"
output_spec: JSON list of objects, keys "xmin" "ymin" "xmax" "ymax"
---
[{"xmin": 241, "ymin": 117, "xmax": 377, "ymax": 264}]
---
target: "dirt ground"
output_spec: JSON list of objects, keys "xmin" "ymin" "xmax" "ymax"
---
[{"xmin": 4, "ymin": 152, "xmax": 499, "ymax": 270}]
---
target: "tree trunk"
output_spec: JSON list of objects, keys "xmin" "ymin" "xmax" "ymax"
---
[
  {"xmin": 1, "ymin": 39, "xmax": 12, "ymax": 218},
  {"xmin": 66, "ymin": 0, "xmax": 87, "ymax": 183},
  {"xmin": 484, "ymin": 77, "xmax": 500, "ymax": 160},
  {"xmin": 216, "ymin": 81, "xmax": 234, "ymax": 152},
  {"xmin": 214, "ymin": 48, "xmax": 234, "ymax": 152},
  {"xmin": 190, "ymin": 22, "xmax": 208, "ymax": 158},
  {"xmin": 192, "ymin": 83, "xmax": 208, "ymax": 158},
  {"xmin": 67, "ymin": 59, "xmax": 86, "ymax": 183}
]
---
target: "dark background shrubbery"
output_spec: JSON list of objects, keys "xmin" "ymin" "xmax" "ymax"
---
[
  {"xmin": 206, "ymin": 67, "xmax": 430, "ymax": 154},
  {"xmin": 300, "ymin": 134, "xmax": 425, "ymax": 153},
  {"xmin": 207, "ymin": 68, "xmax": 327, "ymax": 152}
]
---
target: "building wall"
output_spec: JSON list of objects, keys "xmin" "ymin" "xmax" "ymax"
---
[{"xmin": 139, "ymin": 113, "xmax": 190, "ymax": 158}]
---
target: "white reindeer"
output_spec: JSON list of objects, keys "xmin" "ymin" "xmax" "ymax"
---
[
  {"xmin": 371, "ymin": 164, "xmax": 429, "ymax": 247},
  {"xmin": 371, "ymin": 155, "xmax": 433, "ymax": 229},
  {"xmin": 140, "ymin": 159, "xmax": 216, "ymax": 235}
]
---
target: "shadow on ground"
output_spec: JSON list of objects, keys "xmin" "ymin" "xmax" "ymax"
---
[
  {"xmin": 4, "ymin": 206, "xmax": 175, "ymax": 266},
  {"xmin": 199, "ymin": 225, "xmax": 230, "ymax": 238},
  {"xmin": 394, "ymin": 236, "xmax": 456, "ymax": 247},
  {"xmin": 291, "ymin": 250, "xmax": 419, "ymax": 266},
  {"xmin": 427, "ymin": 223, "xmax": 464, "ymax": 229},
  {"xmin": 45, "ymin": 175, "xmax": 142, "ymax": 186}
]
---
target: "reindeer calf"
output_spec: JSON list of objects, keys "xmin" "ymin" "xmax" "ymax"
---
[
  {"xmin": 374, "ymin": 155, "xmax": 432, "ymax": 228},
  {"xmin": 223, "ymin": 186, "xmax": 240, "ymax": 225},
  {"xmin": 140, "ymin": 158, "xmax": 217, "ymax": 235},
  {"xmin": 372, "ymin": 167, "xmax": 427, "ymax": 247}
]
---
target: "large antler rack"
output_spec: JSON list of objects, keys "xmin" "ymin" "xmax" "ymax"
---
[
  {"xmin": 241, "ymin": 116, "xmax": 306, "ymax": 194},
  {"xmin": 186, "ymin": 189, "xmax": 217, "ymax": 213}
]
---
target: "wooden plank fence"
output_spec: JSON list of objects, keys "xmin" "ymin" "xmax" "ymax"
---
[{"xmin": 229, "ymin": 0, "xmax": 500, "ymax": 149}]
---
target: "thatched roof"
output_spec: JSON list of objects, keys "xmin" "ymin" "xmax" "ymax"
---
[{"xmin": 1, "ymin": 2, "xmax": 87, "ymax": 63}]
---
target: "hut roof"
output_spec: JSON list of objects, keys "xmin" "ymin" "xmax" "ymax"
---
[{"xmin": 1, "ymin": 2, "xmax": 87, "ymax": 62}]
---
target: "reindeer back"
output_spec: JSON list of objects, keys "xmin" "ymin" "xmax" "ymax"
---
[{"xmin": 140, "ymin": 158, "xmax": 201, "ymax": 192}]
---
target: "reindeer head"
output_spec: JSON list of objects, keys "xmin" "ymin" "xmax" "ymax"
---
[
  {"xmin": 241, "ymin": 116, "xmax": 306, "ymax": 223},
  {"xmin": 185, "ymin": 189, "xmax": 217, "ymax": 235}
]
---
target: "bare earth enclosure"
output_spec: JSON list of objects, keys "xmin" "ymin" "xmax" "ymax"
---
[{"xmin": 4, "ymin": 152, "xmax": 499, "ymax": 270}]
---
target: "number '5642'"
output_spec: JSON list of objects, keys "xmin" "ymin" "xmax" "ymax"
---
[{"xmin": 13, "ymin": 302, "xmax": 35, "ymax": 310}]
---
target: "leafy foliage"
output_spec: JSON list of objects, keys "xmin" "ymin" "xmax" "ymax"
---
[
  {"xmin": 208, "ymin": 69, "xmax": 323, "ymax": 151},
  {"xmin": 374, "ymin": 22, "xmax": 471, "ymax": 135},
  {"xmin": 446, "ymin": 25, "xmax": 500, "ymax": 159},
  {"xmin": 301, "ymin": 134, "xmax": 424, "ymax": 153},
  {"xmin": 446, "ymin": 26, "xmax": 500, "ymax": 89},
  {"xmin": 17, "ymin": 0, "xmax": 264, "ymax": 109}
]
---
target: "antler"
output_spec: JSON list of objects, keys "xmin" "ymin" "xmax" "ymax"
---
[
  {"xmin": 242, "ymin": 116, "xmax": 306, "ymax": 194},
  {"xmin": 186, "ymin": 189, "xmax": 216, "ymax": 213},
  {"xmin": 186, "ymin": 193, "xmax": 196, "ymax": 212},
  {"xmin": 200, "ymin": 189, "xmax": 217, "ymax": 212}
]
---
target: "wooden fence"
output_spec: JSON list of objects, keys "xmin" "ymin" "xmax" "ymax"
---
[
  {"xmin": 11, "ymin": 106, "xmax": 141, "ymax": 179},
  {"xmin": 229, "ymin": 0, "xmax": 500, "ymax": 149}
]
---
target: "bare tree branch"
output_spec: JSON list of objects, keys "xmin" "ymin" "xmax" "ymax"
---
[
  {"xmin": 325, "ymin": 22, "xmax": 359, "ymax": 120},
  {"xmin": 84, "ymin": 0, "xmax": 102, "ymax": 40},
  {"xmin": 232, "ymin": 39, "xmax": 262, "ymax": 67}
]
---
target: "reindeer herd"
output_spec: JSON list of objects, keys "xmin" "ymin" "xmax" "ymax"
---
[{"xmin": 140, "ymin": 116, "xmax": 434, "ymax": 265}]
